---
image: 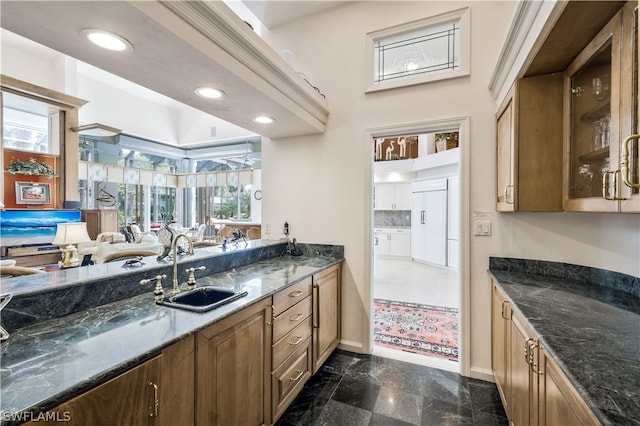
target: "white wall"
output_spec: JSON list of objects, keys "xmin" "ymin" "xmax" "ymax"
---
[{"xmin": 259, "ymin": 0, "xmax": 640, "ymax": 379}]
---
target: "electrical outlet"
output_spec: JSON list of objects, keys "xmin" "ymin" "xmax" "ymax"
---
[{"xmin": 264, "ymin": 224, "xmax": 271, "ymax": 235}]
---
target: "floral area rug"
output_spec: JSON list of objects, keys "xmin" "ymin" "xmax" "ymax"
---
[{"xmin": 373, "ymin": 298, "xmax": 458, "ymax": 361}]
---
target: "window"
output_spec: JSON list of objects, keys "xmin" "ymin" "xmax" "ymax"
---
[
  {"xmin": 366, "ymin": 7, "xmax": 470, "ymax": 92},
  {"xmin": 195, "ymin": 185, "xmax": 251, "ymax": 223},
  {"xmin": 2, "ymin": 107, "xmax": 50, "ymax": 153}
]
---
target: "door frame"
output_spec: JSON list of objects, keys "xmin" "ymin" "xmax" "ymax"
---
[{"xmin": 364, "ymin": 116, "xmax": 470, "ymax": 376}]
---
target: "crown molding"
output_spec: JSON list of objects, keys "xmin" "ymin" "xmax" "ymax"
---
[{"xmin": 160, "ymin": 1, "xmax": 329, "ymax": 130}]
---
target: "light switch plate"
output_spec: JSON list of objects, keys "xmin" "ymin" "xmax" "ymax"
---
[{"xmin": 474, "ymin": 220, "xmax": 492, "ymax": 236}]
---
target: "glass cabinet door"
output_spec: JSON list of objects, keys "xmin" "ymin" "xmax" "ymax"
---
[
  {"xmin": 569, "ymin": 40, "xmax": 614, "ymax": 202},
  {"xmin": 565, "ymin": 12, "xmax": 621, "ymax": 212},
  {"xmin": 620, "ymin": 2, "xmax": 640, "ymax": 212}
]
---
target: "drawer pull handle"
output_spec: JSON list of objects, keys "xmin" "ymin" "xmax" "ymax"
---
[
  {"xmin": 289, "ymin": 336, "xmax": 304, "ymax": 346},
  {"xmin": 149, "ymin": 381, "xmax": 159, "ymax": 417},
  {"xmin": 289, "ymin": 290, "xmax": 304, "ymax": 298},
  {"xmin": 290, "ymin": 313, "xmax": 304, "ymax": 322},
  {"xmin": 290, "ymin": 369, "xmax": 304, "ymax": 382}
]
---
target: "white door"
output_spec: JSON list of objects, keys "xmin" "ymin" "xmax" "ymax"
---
[{"xmin": 424, "ymin": 190, "xmax": 447, "ymax": 265}]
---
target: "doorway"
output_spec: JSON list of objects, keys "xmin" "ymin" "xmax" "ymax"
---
[{"xmin": 368, "ymin": 118, "xmax": 469, "ymax": 374}]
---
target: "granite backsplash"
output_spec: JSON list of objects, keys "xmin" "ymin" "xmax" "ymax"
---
[{"xmin": 374, "ymin": 210, "xmax": 411, "ymax": 227}]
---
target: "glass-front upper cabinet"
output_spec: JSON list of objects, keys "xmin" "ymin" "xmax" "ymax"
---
[{"xmin": 564, "ymin": 1, "xmax": 639, "ymax": 212}]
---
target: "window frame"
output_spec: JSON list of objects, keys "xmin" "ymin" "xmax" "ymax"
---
[{"xmin": 365, "ymin": 7, "xmax": 470, "ymax": 93}]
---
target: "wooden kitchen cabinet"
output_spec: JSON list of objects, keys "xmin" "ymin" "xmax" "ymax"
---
[
  {"xmin": 312, "ymin": 264, "xmax": 341, "ymax": 373},
  {"xmin": 23, "ymin": 336, "xmax": 195, "ymax": 426},
  {"xmin": 28, "ymin": 356, "xmax": 162, "ymax": 426},
  {"xmin": 271, "ymin": 277, "xmax": 313, "ymax": 422},
  {"xmin": 82, "ymin": 208, "xmax": 119, "ymax": 239},
  {"xmin": 491, "ymin": 283, "xmax": 510, "ymax": 418},
  {"xmin": 196, "ymin": 301, "xmax": 271, "ymax": 426},
  {"xmin": 564, "ymin": 1, "xmax": 639, "ymax": 212},
  {"xmin": 496, "ymin": 73, "xmax": 564, "ymax": 212},
  {"xmin": 491, "ymin": 280, "xmax": 601, "ymax": 426},
  {"xmin": 539, "ymin": 347, "xmax": 600, "ymax": 426}
]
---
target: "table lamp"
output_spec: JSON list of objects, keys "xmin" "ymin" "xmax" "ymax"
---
[{"xmin": 52, "ymin": 222, "xmax": 92, "ymax": 268}]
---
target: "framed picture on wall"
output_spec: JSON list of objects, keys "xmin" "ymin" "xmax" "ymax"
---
[{"xmin": 15, "ymin": 182, "xmax": 51, "ymax": 204}]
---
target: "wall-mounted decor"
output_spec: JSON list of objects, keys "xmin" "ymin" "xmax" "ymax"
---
[
  {"xmin": 15, "ymin": 182, "xmax": 51, "ymax": 204},
  {"xmin": 5, "ymin": 158, "xmax": 56, "ymax": 178},
  {"xmin": 434, "ymin": 132, "xmax": 459, "ymax": 153},
  {"xmin": 374, "ymin": 135, "xmax": 419, "ymax": 162},
  {"xmin": 0, "ymin": 209, "xmax": 81, "ymax": 246}
]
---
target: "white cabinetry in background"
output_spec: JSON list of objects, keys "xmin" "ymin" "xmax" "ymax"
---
[
  {"xmin": 374, "ymin": 183, "xmax": 411, "ymax": 210},
  {"xmin": 374, "ymin": 228, "xmax": 411, "ymax": 257},
  {"xmin": 411, "ymin": 179, "xmax": 448, "ymax": 266}
]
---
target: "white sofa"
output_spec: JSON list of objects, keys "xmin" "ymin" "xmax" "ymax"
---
[{"xmin": 78, "ymin": 232, "xmax": 163, "ymax": 262}]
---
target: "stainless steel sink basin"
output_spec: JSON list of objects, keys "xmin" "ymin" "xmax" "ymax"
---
[{"xmin": 156, "ymin": 286, "xmax": 248, "ymax": 313}]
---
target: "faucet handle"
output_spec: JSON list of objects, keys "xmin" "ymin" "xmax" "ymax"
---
[
  {"xmin": 140, "ymin": 274, "xmax": 167, "ymax": 301},
  {"xmin": 185, "ymin": 266, "xmax": 206, "ymax": 288}
]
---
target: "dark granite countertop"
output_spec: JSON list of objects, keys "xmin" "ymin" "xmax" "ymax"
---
[
  {"xmin": 489, "ymin": 257, "xmax": 640, "ymax": 426},
  {"xmin": 0, "ymin": 242, "xmax": 343, "ymax": 425}
]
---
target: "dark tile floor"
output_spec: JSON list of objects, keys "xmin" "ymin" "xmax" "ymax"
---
[{"xmin": 276, "ymin": 350, "xmax": 508, "ymax": 426}]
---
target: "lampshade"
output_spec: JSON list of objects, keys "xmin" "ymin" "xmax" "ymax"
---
[{"xmin": 52, "ymin": 222, "xmax": 92, "ymax": 245}]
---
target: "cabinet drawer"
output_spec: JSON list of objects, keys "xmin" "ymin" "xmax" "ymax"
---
[
  {"xmin": 273, "ymin": 296, "xmax": 312, "ymax": 342},
  {"xmin": 273, "ymin": 277, "xmax": 312, "ymax": 316},
  {"xmin": 271, "ymin": 339, "xmax": 312, "ymax": 421},
  {"xmin": 272, "ymin": 316, "xmax": 312, "ymax": 369}
]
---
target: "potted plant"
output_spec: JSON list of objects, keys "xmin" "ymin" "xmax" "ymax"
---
[
  {"xmin": 434, "ymin": 132, "xmax": 459, "ymax": 153},
  {"xmin": 5, "ymin": 158, "xmax": 56, "ymax": 178}
]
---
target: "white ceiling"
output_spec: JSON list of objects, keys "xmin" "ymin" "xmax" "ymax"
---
[{"xmin": 0, "ymin": 1, "xmax": 329, "ymax": 146}]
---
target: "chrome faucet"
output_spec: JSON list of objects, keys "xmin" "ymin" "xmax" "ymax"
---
[{"xmin": 171, "ymin": 233, "xmax": 194, "ymax": 295}]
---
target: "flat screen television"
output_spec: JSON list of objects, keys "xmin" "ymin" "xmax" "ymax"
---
[{"xmin": 0, "ymin": 209, "xmax": 81, "ymax": 247}]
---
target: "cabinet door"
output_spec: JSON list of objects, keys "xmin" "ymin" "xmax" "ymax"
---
[
  {"xmin": 389, "ymin": 231, "xmax": 410, "ymax": 257},
  {"xmin": 423, "ymin": 190, "xmax": 447, "ymax": 266},
  {"xmin": 373, "ymin": 231, "xmax": 390, "ymax": 256},
  {"xmin": 374, "ymin": 184, "xmax": 394, "ymax": 210},
  {"xmin": 491, "ymin": 283, "xmax": 510, "ymax": 418},
  {"xmin": 159, "ymin": 336, "xmax": 195, "ymax": 426},
  {"xmin": 619, "ymin": 1, "xmax": 640, "ymax": 212},
  {"xmin": 565, "ymin": 12, "xmax": 621, "ymax": 212},
  {"xmin": 394, "ymin": 183, "xmax": 412, "ymax": 210},
  {"xmin": 312, "ymin": 264, "xmax": 341, "ymax": 373},
  {"xmin": 197, "ymin": 301, "xmax": 270, "ymax": 426},
  {"xmin": 509, "ymin": 313, "xmax": 537, "ymax": 426},
  {"xmin": 44, "ymin": 357, "xmax": 162, "ymax": 426},
  {"xmin": 539, "ymin": 348, "xmax": 600, "ymax": 426},
  {"xmin": 497, "ymin": 85, "xmax": 516, "ymax": 212}
]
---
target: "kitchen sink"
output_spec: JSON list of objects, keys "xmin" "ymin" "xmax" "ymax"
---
[{"xmin": 156, "ymin": 286, "xmax": 248, "ymax": 313}]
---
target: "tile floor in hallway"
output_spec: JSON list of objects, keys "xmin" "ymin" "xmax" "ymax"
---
[
  {"xmin": 373, "ymin": 257, "xmax": 459, "ymax": 308},
  {"xmin": 276, "ymin": 349, "xmax": 508, "ymax": 426}
]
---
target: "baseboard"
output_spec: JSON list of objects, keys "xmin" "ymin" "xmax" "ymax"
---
[
  {"xmin": 469, "ymin": 366, "xmax": 495, "ymax": 382},
  {"xmin": 338, "ymin": 339, "xmax": 364, "ymax": 353}
]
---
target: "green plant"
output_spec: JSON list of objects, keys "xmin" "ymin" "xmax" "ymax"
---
[
  {"xmin": 435, "ymin": 132, "xmax": 459, "ymax": 142},
  {"xmin": 5, "ymin": 158, "xmax": 56, "ymax": 178}
]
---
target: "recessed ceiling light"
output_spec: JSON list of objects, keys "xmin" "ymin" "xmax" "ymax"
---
[
  {"xmin": 82, "ymin": 29, "xmax": 133, "ymax": 53},
  {"xmin": 253, "ymin": 116, "xmax": 275, "ymax": 124},
  {"xmin": 195, "ymin": 87, "xmax": 226, "ymax": 100}
]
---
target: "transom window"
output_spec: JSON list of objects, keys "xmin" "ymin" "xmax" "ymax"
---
[{"xmin": 366, "ymin": 8, "xmax": 470, "ymax": 92}]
